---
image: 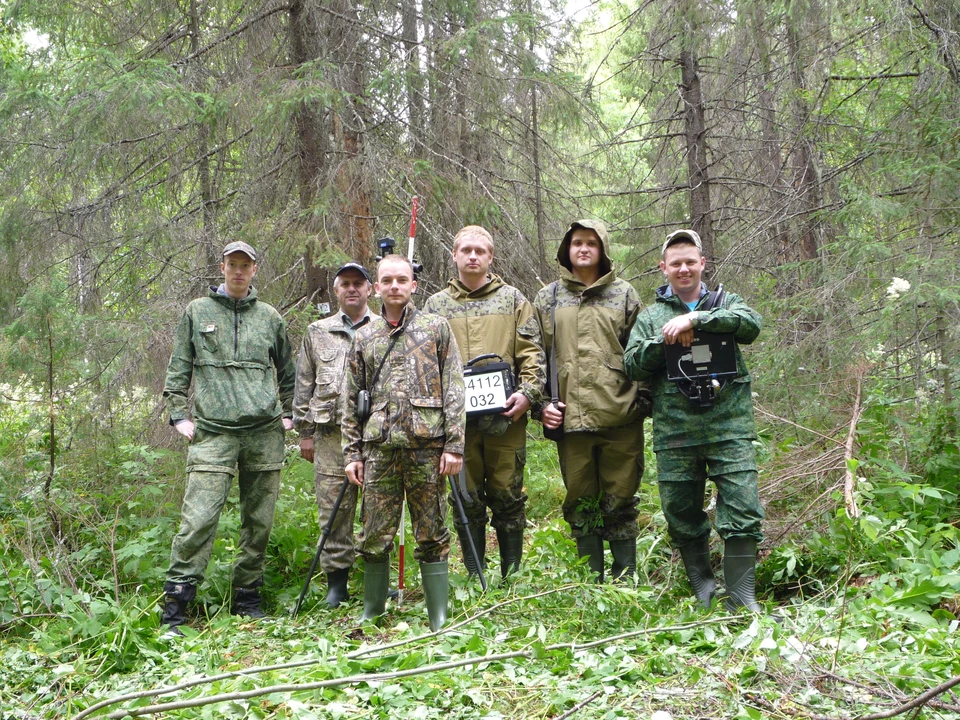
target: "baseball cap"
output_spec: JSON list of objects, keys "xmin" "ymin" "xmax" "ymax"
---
[
  {"xmin": 661, "ymin": 229, "xmax": 702, "ymax": 257},
  {"xmin": 335, "ymin": 262, "xmax": 372, "ymax": 283},
  {"xmin": 222, "ymin": 241, "xmax": 257, "ymax": 261}
]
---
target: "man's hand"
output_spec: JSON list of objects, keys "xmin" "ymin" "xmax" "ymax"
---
[
  {"xmin": 439, "ymin": 452, "xmax": 463, "ymax": 476},
  {"xmin": 300, "ymin": 437, "xmax": 314, "ymax": 463},
  {"xmin": 541, "ymin": 401, "xmax": 565, "ymax": 430},
  {"xmin": 174, "ymin": 420, "xmax": 196, "ymax": 441},
  {"xmin": 346, "ymin": 461, "xmax": 364, "ymax": 486},
  {"xmin": 282, "ymin": 417, "xmax": 295, "ymax": 432},
  {"xmin": 501, "ymin": 391, "xmax": 531, "ymax": 421},
  {"xmin": 662, "ymin": 312, "xmax": 698, "ymax": 347}
]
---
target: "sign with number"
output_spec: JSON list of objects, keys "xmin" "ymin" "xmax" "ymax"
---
[{"xmin": 463, "ymin": 361, "xmax": 514, "ymax": 417}]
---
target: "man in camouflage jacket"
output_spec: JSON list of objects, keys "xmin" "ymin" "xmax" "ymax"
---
[
  {"xmin": 161, "ymin": 241, "xmax": 295, "ymax": 635},
  {"xmin": 342, "ymin": 255, "xmax": 465, "ymax": 631},
  {"xmin": 423, "ymin": 225, "xmax": 545, "ymax": 579},
  {"xmin": 623, "ymin": 229, "xmax": 764, "ymax": 612},
  {"xmin": 293, "ymin": 262, "xmax": 374, "ymax": 608},
  {"xmin": 533, "ymin": 219, "xmax": 651, "ymax": 582}
]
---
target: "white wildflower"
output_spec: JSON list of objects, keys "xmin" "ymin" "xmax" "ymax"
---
[{"xmin": 886, "ymin": 277, "xmax": 911, "ymax": 299}]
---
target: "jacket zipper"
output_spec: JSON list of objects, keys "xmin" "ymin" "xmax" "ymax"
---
[{"xmin": 233, "ymin": 300, "xmax": 239, "ymax": 357}]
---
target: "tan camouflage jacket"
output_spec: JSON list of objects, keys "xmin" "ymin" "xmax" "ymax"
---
[
  {"xmin": 534, "ymin": 220, "xmax": 651, "ymax": 432},
  {"xmin": 423, "ymin": 275, "xmax": 545, "ymax": 409},
  {"xmin": 342, "ymin": 303, "xmax": 465, "ymax": 463},
  {"xmin": 293, "ymin": 312, "xmax": 370, "ymax": 439}
]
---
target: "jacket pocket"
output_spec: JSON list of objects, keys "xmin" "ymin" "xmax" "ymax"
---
[
  {"xmin": 198, "ymin": 324, "xmax": 219, "ymax": 354},
  {"xmin": 362, "ymin": 400, "xmax": 388, "ymax": 443},
  {"xmin": 310, "ymin": 369, "xmax": 340, "ymax": 425},
  {"xmin": 410, "ymin": 397, "xmax": 444, "ymax": 439}
]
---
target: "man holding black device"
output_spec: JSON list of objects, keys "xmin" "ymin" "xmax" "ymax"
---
[
  {"xmin": 423, "ymin": 225, "xmax": 545, "ymax": 579},
  {"xmin": 623, "ymin": 229, "xmax": 764, "ymax": 612}
]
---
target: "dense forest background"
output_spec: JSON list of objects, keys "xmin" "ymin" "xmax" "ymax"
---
[{"xmin": 2, "ymin": 0, "xmax": 960, "ymax": 717}]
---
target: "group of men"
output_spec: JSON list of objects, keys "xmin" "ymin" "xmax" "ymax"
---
[{"xmin": 158, "ymin": 220, "xmax": 766, "ymax": 636}]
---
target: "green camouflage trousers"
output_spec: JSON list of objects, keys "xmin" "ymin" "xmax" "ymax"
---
[
  {"xmin": 656, "ymin": 438, "xmax": 764, "ymax": 547},
  {"xmin": 455, "ymin": 416, "xmax": 528, "ymax": 533},
  {"xmin": 556, "ymin": 421, "xmax": 644, "ymax": 540},
  {"xmin": 166, "ymin": 426, "xmax": 284, "ymax": 589},
  {"xmin": 313, "ymin": 425, "xmax": 357, "ymax": 573},
  {"xmin": 356, "ymin": 446, "xmax": 450, "ymax": 564}
]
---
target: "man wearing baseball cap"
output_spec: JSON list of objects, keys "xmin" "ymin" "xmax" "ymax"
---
[
  {"xmin": 623, "ymin": 228, "xmax": 765, "ymax": 613},
  {"xmin": 160, "ymin": 241, "xmax": 295, "ymax": 635},
  {"xmin": 293, "ymin": 262, "xmax": 377, "ymax": 608}
]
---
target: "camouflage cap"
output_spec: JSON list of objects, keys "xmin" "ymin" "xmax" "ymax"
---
[
  {"xmin": 661, "ymin": 229, "xmax": 702, "ymax": 257},
  {"xmin": 222, "ymin": 241, "xmax": 257, "ymax": 261}
]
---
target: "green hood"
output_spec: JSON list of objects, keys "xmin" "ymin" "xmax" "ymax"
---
[
  {"xmin": 556, "ymin": 219, "xmax": 613, "ymax": 277},
  {"xmin": 441, "ymin": 274, "xmax": 505, "ymax": 301}
]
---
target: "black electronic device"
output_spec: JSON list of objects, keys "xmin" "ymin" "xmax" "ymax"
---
[
  {"xmin": 463, "ymin": 353, "xmax": 515, "ymax": 417},
  {"xmin": 664, "ymin": 331, "xmax": 739, "ymax": 408}
]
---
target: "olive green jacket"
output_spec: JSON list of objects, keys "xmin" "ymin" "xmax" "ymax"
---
[
  {"xmin": 163, "ymin": 287, "xmax": 295, "ymax": 435},
  {"xmin": 423, "ymin": 274, "xmax": 545, "ymax": 408},
  {"xmin": 623, "ymin": 283, "xmax": 761, "ymax": 451},
  {"xmin": 342, "ymin": 303, "xmax": 465, "ymax": 464},
  {"xmin": 533, "ymin": 219, "xmax": 651, "ymax": 432}
]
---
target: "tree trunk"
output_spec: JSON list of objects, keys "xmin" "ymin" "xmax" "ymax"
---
[{"xmin": 679, "ymin": 49, "xmax": 714, "ymax": 277}]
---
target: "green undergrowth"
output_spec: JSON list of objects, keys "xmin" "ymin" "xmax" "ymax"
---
[{"xmin": 3, "ymin": 420, "xmax": 960, "ymax": 718}]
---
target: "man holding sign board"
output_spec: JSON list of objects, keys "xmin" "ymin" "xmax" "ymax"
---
[{"xmin": 424, "ymin": 225, "xmax": 545, "ymax": 579}]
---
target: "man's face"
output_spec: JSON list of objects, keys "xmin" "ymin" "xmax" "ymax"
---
[
  {"xmin": 375, "ymin": 259, "xmax": 417, "ymax": 312},
  {"xmin": 660, "ymin": 243, "xmax": 706, "ymax": 296},
  {"xmin": 220, "ymin": 252, "xmax": 257, "ymax": 299},
  {"xmin": 453, "ymin": 235, "xmax": 493, "ymax": 280},
  {"xmin": 568, "ymin": 228, "xmax": 602, "ymax": 272},
  {"xmin": 335, "ymin": 270, "xmax": 372, "ymax": 314}
]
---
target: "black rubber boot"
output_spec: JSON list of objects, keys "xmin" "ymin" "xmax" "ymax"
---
[
  {"xmin": 723, "ymin": 537, "xmax": 763, "ymax": 612},
  {"xmin": 232, "ymin": 586, "xmax": 266, "ymax": 619},
  {"xmin": 456, "ymin": 525, "xmax": 487, "ymax": 576},
  {"xmin": 575, "ymin": 535, "xmax": 604, "ymax": 583},
  {"xmin": 161, "ymin": 582, "xmax": 196, "ymax": 636},
  {"xmin": 609, "ymin": 538, "xmax": 637, "ymax": 582},
  {"xmin": 678, "ymin": 538, "xmax": 717, "ymax": 609},
  {"xmin": 325, "ymin": 568, "xmax": 351, "ymax": 609},
  {"xmin": 496, "ymin": 529, "xmax": 523, "ymax": 578},
  {"xmin": 360, "ymin": 560, "xmax": 389, "ymax": 623},
  {"xmin": 420, "ymin": 561, "xmax": 449, "ymax": 632}
]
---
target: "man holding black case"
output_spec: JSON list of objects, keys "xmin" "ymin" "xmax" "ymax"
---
[
  {"xmin": 623, "ymin": 229, "xmax": 765, "ymax": 612},
  {"xmin": 423, "ymin": 225, "xmax": 545, "ymax": 579}
]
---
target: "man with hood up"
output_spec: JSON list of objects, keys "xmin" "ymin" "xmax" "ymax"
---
[
  {"xmin": 533, "ymin": 220, "xmax": 651, "ymax": 582},
  {"xmin": 622, "ymin": 229, "xmax": 764, "ymax": 612},
  {"xmin": 423, "ymin": 225, "xmax": 545, "ymax": 579}
]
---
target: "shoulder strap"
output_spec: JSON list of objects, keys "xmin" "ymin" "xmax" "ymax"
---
[
  {"xmin": 549, "ymin": 283, "xmax": 560, "ymax": 402},
  {"xmin": 704, "ymin": 283, "xmax": 725, "ymax": 311},
  {"xmin": 370, "ymin": 331, "xmax": 401, "ymax": 387}
]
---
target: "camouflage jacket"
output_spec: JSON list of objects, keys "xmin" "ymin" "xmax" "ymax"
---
[
  {"xmin": 423, "ymin": 275, "xmax": 545, "ymax": 410},
  {"xmin": 533, "ymin": 220, "xmax": 651, "ymax": 432},
  {"xmin": 623, "ymin": 283, "xmax": 761, "ymax": 451},
  {"xmin": 293, "ymin": 312, "xmax": 371, "ymax": 438},
  {"xmin": 342, "ymin": 303, "xmax": 465, "ymax": 463},
  {"xmin": 163, "ymin": 287, "xmax": 295, "ymax": 435}
]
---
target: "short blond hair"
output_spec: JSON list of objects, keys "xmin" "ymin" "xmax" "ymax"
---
[
  {"xmin": 376, "ymin": 254, "xmax": 415, "ymax": 279},
  {"xmin": 452, "ymin": 225, "xmax": 494, "ymax": 252}
]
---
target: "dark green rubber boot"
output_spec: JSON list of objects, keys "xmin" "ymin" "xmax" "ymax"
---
[
  {"xmin": 496, "ymin": 529, "xmax": 524, "ymax": 578},
  {"xmin": 723, "ymin": 537, "xmax": 763, "ymax": 612},
  {"xmin": 609, "ymin": 538, "xmax": 637, "ymax": 582},
  {"xmin": 420, "ymin": 561, "xmax": 449, "ymax": 632},
  {"xmin": 456, "ymin": 525, "xmax": 487, "ymax": 576},
  {"xmin": 325, "ymin": 568, "xmax": 350, "ymax": 609},
  {"xmin": 575, "ymin": 535, "xmax": 604, "ymax": 583},
  {"xmin": 678, "ymin": 538, "xmax": 717, "ymax": 608},
  {"xmin": 360, "ymin": 560, "xmax": 390, "ymax": 622},
  {"xmin": 232, "ymin": 587, "xmax": 266, "ymax": 619}
]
